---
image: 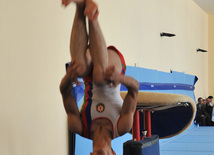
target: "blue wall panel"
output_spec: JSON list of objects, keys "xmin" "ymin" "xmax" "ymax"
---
[
  {"xmin": 138, "ymin": 68, "xmax": 158, "ymax": 83},
  {"xmin": 157, "ymin": 71, "xmax": 173, "ymax": 83}
]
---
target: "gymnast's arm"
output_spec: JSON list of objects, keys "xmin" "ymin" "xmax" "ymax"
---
[
  {"xmin": 104, "ymin": 66, "xmax": 139, "ymax": 135},
  {"xmin": 117, "ymin": 75, "xmax": 139, "ymax": 136},
  {"xmin": 59, "ymin": 65, "xmax": 82, "ymax": 135}
]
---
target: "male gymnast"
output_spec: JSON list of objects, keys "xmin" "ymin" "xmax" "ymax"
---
[{"xmin": 60, "ymin": 0, "xmax": 139, "ymax": 154}]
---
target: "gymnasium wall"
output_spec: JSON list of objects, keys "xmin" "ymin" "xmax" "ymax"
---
[
  {"xmin": 98, "ymin": 0, "xmax": 208, "ymax": 98},
  {"xmin": 208, "ymin": 15, "xmax": 214, "ymax": 96},
  {"xmin": 0, "ymin": 0, "xmax": 209, "ymax": 155}
]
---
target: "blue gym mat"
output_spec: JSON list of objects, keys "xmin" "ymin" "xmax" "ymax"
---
[{"xmin": 160, "ymin": 126, "xmax": 214, "ymax": 155}]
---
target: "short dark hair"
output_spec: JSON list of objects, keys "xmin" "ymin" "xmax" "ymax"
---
[
  {"xmin": 198, "ymin": 97, "xmax": 203, "ymax": 102},
  {"xmin": 208, "ymin": 96, "xmax": 213, "ymax": 99}
]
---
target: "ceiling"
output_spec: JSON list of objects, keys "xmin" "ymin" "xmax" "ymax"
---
[{"xmin": 193, "ymin": 0, "xmax": 214, "ymax": 14}]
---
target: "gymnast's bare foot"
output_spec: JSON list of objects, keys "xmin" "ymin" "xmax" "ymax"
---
[
  {"xmin": 62, "ymin": 0, "xmax": 84, "ymax": 7},
  {"xmin": 84, "ymin": 0, "xmax": 99, "ymax": 21}
]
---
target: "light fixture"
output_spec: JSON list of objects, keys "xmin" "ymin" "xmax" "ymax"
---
[
  {"xmin": 197, "ymin": 48, "xmax": 207, "ymax": 52},
  {"xmin": 160, "ymin": 32, "xmax": 176, "ymax": 37}
]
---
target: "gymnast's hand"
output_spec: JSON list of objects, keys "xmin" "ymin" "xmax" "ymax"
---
[
  {"xmin": 61, "ymin": 0, "xmax": 84, "ymax": 7},
  {"xmin": 67, "ymin": 60, "xmax": 82, "ymax": 85},
  {"xmin": 84, "ymin": 0, "xmax": 99, "ymax": 21},
  {"xmin": 62, "ymin": 0, "xmax": 72, "ymax": 6},
  {"xmin": 59, "ymin": 64, "xmax": 80, "ymax": 96},
  {"xmin": 104, "ymin": 66, "xmax": 122, "ymax": 87}
]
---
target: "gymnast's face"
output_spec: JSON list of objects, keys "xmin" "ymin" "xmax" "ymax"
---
[
  {"xmin": 198, "ymin": 98, "xmax": 203, "ymax": 104},
  {"xmin": 206, "ymin": 98, "xmax": 211, "ymax": 103},
  {"xmin": 90, "ymin": 149, "xmax": 116, "ymax": 155}
]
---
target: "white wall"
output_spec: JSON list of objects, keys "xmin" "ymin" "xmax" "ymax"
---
[
  {"xmin": 0, "ymin": 0, "xmax": 69, "ymax": 155},
  {"xmin": 0, "ymin": 0, "xmax": 208, "ymax": 154},
  {"xmin": 209, "ymin": 15, "xmax": 214, "ymax": 96},
  {"xmin": 98, "ymin": 0, "xmax": 208, "ymax": 98}
]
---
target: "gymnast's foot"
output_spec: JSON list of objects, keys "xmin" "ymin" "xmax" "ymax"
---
[
  {"xmin": 84, "ymin": 0, "xmax": 99, "ymax": 21},
  {"xmin": 62, "ymin": 0, "xmax": 85, "ymax": 7}
]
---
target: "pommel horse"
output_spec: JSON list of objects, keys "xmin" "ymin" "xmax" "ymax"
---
[{"xmin": 120, "ymin": 91, "xmax": 196, "ymax": 155}]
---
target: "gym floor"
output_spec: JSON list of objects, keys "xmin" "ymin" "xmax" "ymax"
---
[{"xmin": 160, "ymin": 126, "xmax": 214, "ymax": 155}]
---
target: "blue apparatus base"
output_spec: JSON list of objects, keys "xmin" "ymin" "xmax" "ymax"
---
[{"xmin": 123, "ymin": 135, "xmax": 160, "ymax": 155}]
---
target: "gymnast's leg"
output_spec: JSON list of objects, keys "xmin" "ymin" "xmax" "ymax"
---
[
  {"xmin": 86, "ymin": 0, "xmax": 122, "ymax": 85},
  {"xmin": 86, "ymin": 0, "xmax": 108, "ymax": 85},
  {"xmin": 65, "ymin": 0, "xmax": 92, "ymax": 78},
  {"xmin": 60, "ymin": 0, "xmax": 91, "ymax": 136}
]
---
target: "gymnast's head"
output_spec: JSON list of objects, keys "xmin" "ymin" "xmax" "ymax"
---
[{"xmin": 90, "ymin": 148, "xmax": 116, "ymax": 155}]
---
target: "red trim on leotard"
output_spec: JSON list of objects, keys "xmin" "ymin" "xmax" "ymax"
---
[{"xmin": 107, "ymin": 45, "xmax": 126, "ymax": 75}]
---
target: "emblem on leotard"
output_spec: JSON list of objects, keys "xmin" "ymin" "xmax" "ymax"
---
[{"xmin": 96, "ymin": 103, "xmax": 105, "ymax": 113}]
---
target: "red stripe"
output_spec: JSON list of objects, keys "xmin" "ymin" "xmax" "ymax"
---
[
  {"xmin": 80, "ymin": 81, "xmax": 91, "ymax": 138},
  {"xmin": 107, "ymin": 46, "xmax": 126, "ymax": 75}
]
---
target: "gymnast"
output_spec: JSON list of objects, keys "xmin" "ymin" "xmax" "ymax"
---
[{"xmin": 59, "ymin": 0, "xmax": 139, "ymax": 154}]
